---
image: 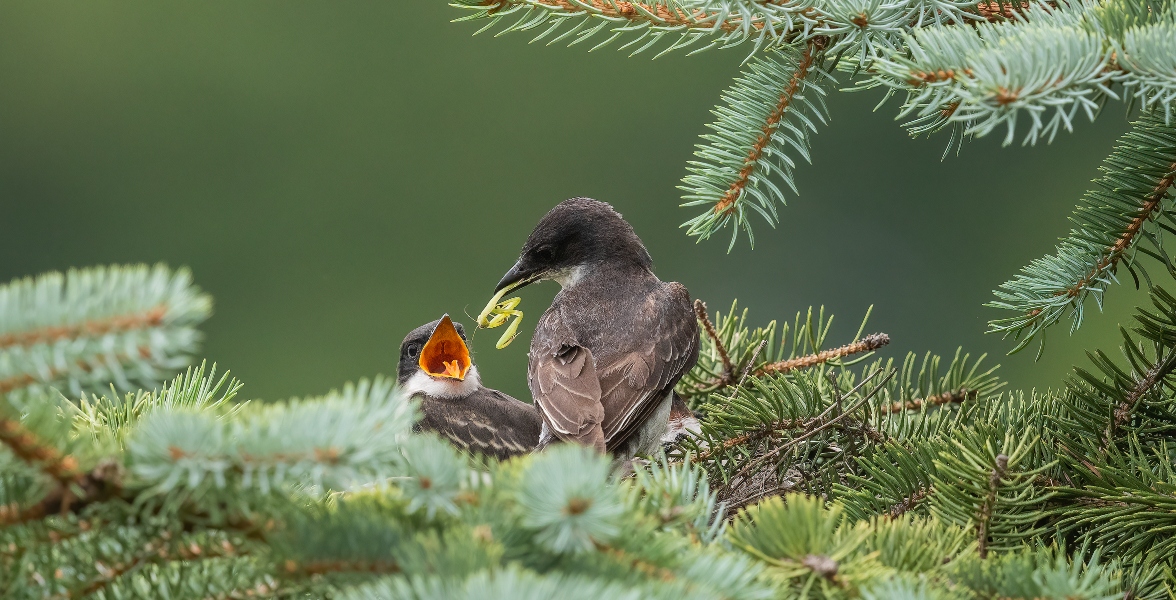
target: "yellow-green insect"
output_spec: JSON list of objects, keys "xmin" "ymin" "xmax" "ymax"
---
[{"xmin": 477, "ymin": 287, "xmax": 524, "ymax": 349}]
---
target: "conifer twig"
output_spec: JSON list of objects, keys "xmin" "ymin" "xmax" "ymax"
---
[
  {"xmin": 1059, "ymin": 161, "xmax": 1176, "ymax": 304},
  {"xmin": 0, "ymin": 305, "xmax": 166, "ymax": 349},
  {"xmin": 976, "ymin": 454, "xmax": 1007, "ymax": 559},
  {"xmin": 971, "ymin": 1, "xmax": 1054, "ymax": 20},
  {"xmin": 827, "ymin": 371, "xmax": 885, "ymax": 445},
  {"xmin": 888, "ymin": 487, "xmax": 931, "ymax": 519},
  {"xmin": 593, "ymin": 540, "xmax": 676, "ymax": 581},
  {"xmin": 0, "ymin": 346, "xmax": 153, "ymax": 394},
  {"xmin": 878, "ymin": 388, "xmax": 976, "ymax": 415},
  {"xmin": 691, "ymin": 418, "xmax": 806, "ymax": 463},
  {"xmin": 0, "ymin": 460, "xmax": 124, "ymax": 525},
  {"xmin": 0, "ymin": 417, "xmax": 80, "ymax": 483},
  {"xmin": 1102, "ymin": 347, "xmax": 1176, "ymax": 451},
  {"xmin": 695, "ymin": 299, "xmax": 735, "ymax": 384},
  {"xmin": 757, "ymin": 333, "xmax": 890, "ymax": 376},
  {"xmin": 479, "ymin": 0, "xmax": 752, "ymax": 32},
  {"xmin": 712, "ymin": 37, "xmax": 826, "ymax": 217},
  {"xmin": 725, "ymin": 369, "xmax": 894, "ymax": 489},
  {"xmin": 283, "ymin": 559, "xmax": 401, "ymax": 576}
]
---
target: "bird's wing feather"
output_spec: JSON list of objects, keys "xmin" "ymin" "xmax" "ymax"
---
[
  {"xmin": 529, "ymin": 342, "xmax": 606, "ymax": 452},
  {"xmin": 597, "ymin": 282, "xmax": 699, "ymax": 450},
  {"xmin": 418, "ymin": 391, "xmax": 541, "ymax": 460}
]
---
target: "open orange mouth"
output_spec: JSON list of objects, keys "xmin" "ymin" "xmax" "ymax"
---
[{"xmin": 419, "ymin": 315, "xmax": 472, "ymax": 380}]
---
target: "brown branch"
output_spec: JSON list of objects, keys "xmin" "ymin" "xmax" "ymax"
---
[
  {"xmin": 691, "ymin": 418, "xmax": 807, "ymax": 463},
  {"xmin": 725, "ymin": 370, "xmax": 894, "ymax": 489},
  {"xmin": 593, "ymin": 540, "xmax": 675, "ymax": 582},
  {"xmin": 879, "ymin": 388, "xmax": 976, "ymax": 415},
  {"xmin": 284, "ymin": 559, "xmax": 401, "ymax": 576},
  {"xmin": 480, "ymin": 0, "xmax": 756, "ymax": 32},
  {"xmin": 713, "ymin": 37, "xmax": 826, "ymax": 216},
  {"xmin": 62, "ymin": 553, "xmax": 153, "ymax": 600},
  {"xmin": 0, "ymin": 345, "xmax": 154, "ymax": 395},
  {"xmin": 0, "ymin": 306, "xmax": 166, "ymax": 350},
  {"xmin": 0, "ymin": 417, "xmax": 81, "ymax": 483},
  {"xmin": 972, "ymin": 0, "xmax": 1043, "ymax": 20},
  {"xmin": 695, "ymin": 299, "xmax": 735, "ymax": 384},
  {"xmin": 888, "ymin": 486, "xmax": 931, "ymax": 519},
  {"xmin": 906, "ymin": 68, "xmax": 972, "ymax": 85},
  {"xmin": 977, "ymin": 454, "xmax": 1007, "ymax": 560},
  {"xmin": 0, "ymin": 460, "xmax": 124, "ymax": 527},
  {"xmin": 481, "ymin": 0, "xmax": 1035, "ymax": 45},
  {"xmin": 1057, "ymin": 160, "xmax": 1176, "ymax": 302},
  {"xmin": 757, "ymin": 333, "xmax": 890, "ymax": 376},
  {"xmin": 50, "ymin": 528, "xmax": 237, "ymax": 600},
  {"xmin": 1102, "ymin": 350, "xmax": 1176, "ymax": 451}
]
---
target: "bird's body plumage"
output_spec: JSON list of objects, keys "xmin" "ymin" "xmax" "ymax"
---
[
  {"xmin": 415, "ymin": 386, "xmax": 541, "ymax": 460},
  {"xmin": 398, "ymin": 317, "xmax": 541, "ymax": 460},
  {"xmin": 494, "ymin": 197, "xmax": 699, "ymax": 459},
  {"xmin": 529, "ymin": 269, "xmax": 698, "ymax": 456}
]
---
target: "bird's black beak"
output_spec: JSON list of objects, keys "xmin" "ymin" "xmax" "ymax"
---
[{"xmin": 494, "ymin": 259, "xmax": 539, "ymax": 294}]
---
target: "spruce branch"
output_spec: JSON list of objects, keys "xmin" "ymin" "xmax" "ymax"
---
[
  {"xmin": 929, "ymin": 424, "xmax": 1054, "ymax": 557},
  {"xmin": 973, "ymin": 0, "xmax": 1041, "ymax": 20},
  {"xmin": 1055, "ymin": 284, "xmax": 1176, "ymax": 458},
  {"xmin": 0, "ymin": 416, "xmax": 81, "ymax": 485},
  {"xmin": 592, "ymin": 540, "xmax": 678, "ymax": 582},
  {"xmin": 1064, "ymin": 157, "xmax": 1175, "ymax": 301},
  {"xmin": 757, "ymin": 332, "xmax": 890, "ymax": 376},
  {"xmin": 887, "ymin": 486, "xmax": 931, "ymax": 519},
  {"xmin": 60, "ymin": 543, "xmax": 158, "ymax": 600},
  {"xmin": 693, "ymin": 299, "xmax": 734, "ymax": 385},
  {"xmin": 0, "ymin": 305, "xmax": 166, "ymax": 350},
  {"xmin": 0, "ymin": 346, "xmax": 153, "ymax": 396},
  {"xmin": 681, "ymin": 38, "xmax": 830, "ymax": 248},
  {"xmin": 869, "ymin": 3, "xmax": 1122, "ymax": 146},
  {"xmin": 0, "ymin": 460, "xmax": 124, "ymax": 526},
  {"xmin": 976, "ymin": 453, "xmax": 1007, "ymax": 559},
  {"xmin": 446, "ymin": 0, "xmax": 826, "ymax": 59},
  {"xmin": 724, "ymin": 368, "xmax": 893, "ymax": 489},
  {"xmin": 0, "ymin": 264, "xmax": 211, "ymax": 401},
  {"xmin": 878, "ymin": 387, "xmax": 976, "ymax": 415},
  {"xmin": 1103, "ymin": 344, "xmax": 1176, "ymax": 449},
  {"xmin": 711, "ymin": 37, "xmax": 824, "ymax": 218},
  {"xmin": 472, "ymin": 0, "xmax": 744, "ymax": 32},
  {"xmin": 689, "ymin": 416, "xmax": 807, "ymax": 463},
  {"xmin": 284, "ymin": 559, "xmax": 402, "ymax": 576},
  {"xmin": 682, "ymin": 301, "xmax": 884, "ymax": 401},
  {"xmin": 989, "ymin": 112, "xmax": 1176, "ymax": 353}
]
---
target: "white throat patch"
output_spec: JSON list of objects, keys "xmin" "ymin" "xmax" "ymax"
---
[
  {"xmin": 551, "ymin": 265, "xmax": 587, "ymax": 289},
  {"xmin": 403, "ymin": 365, "xmax": 481, "ymax": 400}
]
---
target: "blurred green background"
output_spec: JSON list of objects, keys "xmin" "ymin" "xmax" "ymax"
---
[{"xmin": 0, "ymin": 1, "xmax": 1145, "ymax": 401}]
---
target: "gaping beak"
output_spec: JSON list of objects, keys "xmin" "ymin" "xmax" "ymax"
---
[
  {"xmin": 418, "ymin": 315, "xmax": 472, "ymax": 380},
  {"xmin": 494, "ymin": 259, "xmax": 537, "ymax": 294}
]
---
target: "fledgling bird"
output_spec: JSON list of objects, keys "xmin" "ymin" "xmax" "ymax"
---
[
  {"xmin": 491, "ymin": 197, "xmax": 700, "ymax": 458},
  {"xmin": 398, "ymin": 315, "xmax": 542, "ymax": 460}
]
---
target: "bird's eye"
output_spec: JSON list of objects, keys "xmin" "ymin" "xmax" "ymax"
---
[
  {"xmin": 532, "ymin": 246, "xmax": 555, "ymax": 262},
  {"xmin": 407, "ymin": 343, "xmax": 421, "ymax": 358}
]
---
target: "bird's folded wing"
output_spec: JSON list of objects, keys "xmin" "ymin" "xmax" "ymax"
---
[
  {"xmin": 598, "ymin": 282, "xmax": 700, "ymax": 448},
  {"xmin": 531, "ymin": 344, "xmax": 606, "ymax": 452},
  {"xmin": 420, "ymin": 402, "xmax": 533, "ymax": 460}
]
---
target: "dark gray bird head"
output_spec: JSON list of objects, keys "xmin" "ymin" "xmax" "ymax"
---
[
  {"xmin": 397, "ymin": 315, "xmax": 481, "ymax": 399},
  {"xmin": 494, "ymin": 197, "xmax": 653, "ymax": 294}
]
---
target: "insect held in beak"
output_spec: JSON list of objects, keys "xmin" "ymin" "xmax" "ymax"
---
[{"xmin": 477, "ymin": 286, "xmax": 523, "ymax": 349}]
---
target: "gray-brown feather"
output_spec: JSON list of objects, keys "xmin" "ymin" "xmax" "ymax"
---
[
  {"xmin": 528, "ymin": 271, "xmax": 699, "ymax": 456},
  {"xmin": 415, "ymin": 388, "xmax": 542, "ymax": 461}
]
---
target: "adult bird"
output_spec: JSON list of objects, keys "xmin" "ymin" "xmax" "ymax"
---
[
  {"xmin": 491, "ymin": 197, "xmax": 699, "ymax": 458},
  {"xmin": 398, "ymin": 315, "xmax": 541, "ymax": 460}
]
